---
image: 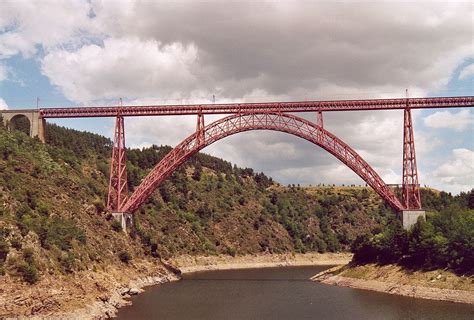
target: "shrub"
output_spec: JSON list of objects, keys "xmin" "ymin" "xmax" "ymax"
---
[
  {"xmin": 0, "ymin": 239, "xmax": 9, "ymax": 262},
  {"xmin": 192, "ymin": 164, "xmax": 202, "ymax": 181},
  {"xmin": 226, "ymin": 246, "xmax": 237, "ymax": 257},
  {"xmin": 45, "ymin": 217, "xmax": 87, "ymax": 250},
  {"xmin": 37, "ymin": 202, "xmax": 50, "ymax": 216},
  {"xmin": 118, "ymin": 251, "xmax": 132, "ymax": 263},
  {"xmin": 60, "ymin": 252, "xmax": 76, "ymax": 273},
  {"xmin": 17, "ymin": 261, "xmax": 38, "ymax": 284},
  {"xmin": 22, "ymin": 247, "xmax": 35, "ymax": 264},
  {"xmin": 16, "ymin": 250, "xmax": 39, "ymax": 284},
  {"xmin": 11, "ymin": 237, "xmax": 22, "ymax": 250},
  {"xmin": 111, "ymin": 220, "xmax": 123, "ymax": 232},
  {"xmin": 93, "ymin": 199, "xmax": 105, "ymax": 213}
]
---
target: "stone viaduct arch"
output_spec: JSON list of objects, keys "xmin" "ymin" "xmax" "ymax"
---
[
  {"xmin": 0, "ymin": 109, "xmax": 45, "ymax": 142},
  {"xmin": 121, "ymin": 112, "xmax": 403, "ymax": 213}
]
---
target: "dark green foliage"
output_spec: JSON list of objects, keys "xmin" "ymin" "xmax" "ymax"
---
[
  {"xmin": 14, "ymin": 210, "xmax": 86, "ymax": 251},
  {"xmin": 17, "ymin": 248, "xmax": 39, "ymax": 284},
  {"xmin": 10, "ymin": 237, "xmax": 22, "ymax": 250},
  {"xmin": 118, "ymin": 251, "xmax": 132, "ymax": 263},
  {"xmin": 60, "ymin": 252, "xmax": 76, "ymax": 273},
  {"xmin": 3, "ymin": 121, "xmax": 472, "ymax": 281},
  {"xmin": 45, "ymin": 123, "xmax": 111, "ymax": 158},
  {"xmin": 23, "ymin": 247, "xmax": 35, "ymax": 263},
  {"xmin": 159, "ymin": 182, "xmax": 172, "ymax": 203},
  {"xmin": 37, "ymin": 202, "xmax": 50, "ymax": 216},
  {"xmin": 196, "ymin": 204, "xmax": 212, "ymax": 219},
  {"xmin": 45, "ymin": 217, "xmax": 86, "ymax": 250},
  {"xmin": 468, "ymin": 191, "xmax": 474, "ymax": 209},
  {"xmin": 352, "ymin": 206, "xmax": 473, "ymax": 275},
  {"xmin": 352, "ymin": 218, "xmax": 406, "ymax": 264},
  {"xmin": 226, "ymin": 246, "xmax": 237, "ymax": 257},
  {"xmin": 0, "ymin": 239, "xmax": 9, "ymax": 262},
  {"xmin": 93, "ymin": 199, "xmax": 105, "ymax": 213},
  {"xmin": 10, "ymin": 115, "xmax": 30, "ymax": 136},
  {"xmin": 111, "ymin": 220, "xmax": 122, "ymax": 232},
  {"xmin": 254, "ymin": 172, "xmax": 273, "ymax": 190},
  {"xmin": 420, "ymin": 188, "xmax": 473, "ymax": 212},
  {"xmin": 17, "ymin": 261, "xmax": 38, "ymax": 284},
  {"xmin": 192, "ymin": 163, "xmax": 202, "ymax": 181}
]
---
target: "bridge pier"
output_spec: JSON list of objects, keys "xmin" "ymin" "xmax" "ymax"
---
[
  {"xmin": 401, "ymin": 210, "xmax": 425, "ymax": 230},
  {"xmin": 0, "ymin": 109, "xmax": 45, "ymax": 142},
  {"xmin": 112, "ymin": 212, "xmax": 133, "ymax": 232}
]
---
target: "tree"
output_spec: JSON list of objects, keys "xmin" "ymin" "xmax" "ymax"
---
[
  {"xmin": 409, "ymin": 218, "xmax": 447, "ymax": 269},
  {"xmin": 468, "ymin": 190, "xmax": 474, "ymax": 209},
  {"xmin": 192, "ymin": 163, "xmax": 202, "ymax": 181},
  {"xmin": 270, "ymin": 192, "xmax": 278, "ymax": 205}
]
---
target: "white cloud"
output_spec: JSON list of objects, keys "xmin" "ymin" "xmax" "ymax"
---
[
  {"xmin": 430, "ymin": 149, "xmax": 474, "ymax": 193},
  {"xmin": 33, "ymin": 1, "xmax": 471, "ymax": 103},
  {"xmin": 1, "ymin": 1, "xmax": 472, "ymax": 194},
  {"xmin": 0, "ymin": 0, "xmax": 95, "ymax": 58},
  {"xmin": 423, "ymin": 109, "xmax": 473, "ymax": 132},
  {"xmin": 0, "ymin": 98, "xmax": 8, "ymax": 110},
  {"xmin": 42, "ymin": 37, "xmax": 200, "ymax": 102},
  {"xmin": 459, "ymin": 63, "xmax": 474, "ymax": 80}
]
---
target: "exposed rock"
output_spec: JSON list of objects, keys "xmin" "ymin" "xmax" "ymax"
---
[
  {"xmin": 1, "ymin": 260, "xmax": 180, "ymax": 319},
  {"xmin": 128, "ymin": 288, "xmax": 140, "ymax": 295},
  {"xmin": 312, "ymin": 265, "xmax": 474, "ymax": 305}
]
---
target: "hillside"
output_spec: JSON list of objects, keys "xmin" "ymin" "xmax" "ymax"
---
[
  {"xmin": 0, "ymin": 122, "xmax": 471, "ymax": 316},
  {"xmin": 2, "ymin": 123, "xmax": 471, "ymax": 274},
  {"xmin": 45, "ymin": 123, "xmax": 395, "ymax": 256}
]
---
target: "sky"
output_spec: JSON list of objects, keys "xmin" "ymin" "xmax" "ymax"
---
[{"xmin": 0, "ymin": 0, "xmax": 472, "ymax": 194}]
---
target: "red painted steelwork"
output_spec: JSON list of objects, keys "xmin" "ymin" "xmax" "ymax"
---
[
  {"xmin": 316, "ymin": 111, "xmax": 323, "ymax": 128},
  {"xmin": 38, "ymin": 96, "xmax": 474, "ymax": 118},
  {"xmin": 107, "ymin": 116, "xmax": 128, "ymax": 211},
  {"xmin": 196, "ymin": 113, "xmax": 205, "ymax": 146},
  {"xmin": 402, "ymin": 108, "xmax": 421, "ymax": 209},
  {"xmin": 121, "ymin": 112, "xmax": 403, "ymax": 213}
]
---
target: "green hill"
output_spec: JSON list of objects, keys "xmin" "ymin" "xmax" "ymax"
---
[{"xmin": 0, "ymin": 122, "xmax": 470, "ymax": 283}]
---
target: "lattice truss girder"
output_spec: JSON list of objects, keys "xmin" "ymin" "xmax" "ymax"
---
[
  {"xmin": 122, "ymin": 112, "xmax": 403, "ymax": 213},
  {"xmin": 40, "ymin": 96, "xmax": 474, "ymax": 118}
]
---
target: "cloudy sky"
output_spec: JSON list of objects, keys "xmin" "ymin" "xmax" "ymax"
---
[{"xmin": 0, "ymin": 0, "xmax": 472, "ymax": 194}]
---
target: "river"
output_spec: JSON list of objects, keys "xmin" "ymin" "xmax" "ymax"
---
[{"xmin": 116, "ymin": 265, "xmax": 474, "ymax": 319}]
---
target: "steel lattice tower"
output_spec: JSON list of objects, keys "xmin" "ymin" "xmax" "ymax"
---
[
  {"xmin": 107, "ymin": 115, "xmax": 128, "ymax": 211},
  {"xmin": 402, "ymin": 108, "xmax": 421, "ymax": 210}
]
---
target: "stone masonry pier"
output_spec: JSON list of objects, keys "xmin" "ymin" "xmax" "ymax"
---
[{"xmin": 0, "ymin": 109, "xmax": 45, "ymax": 142}]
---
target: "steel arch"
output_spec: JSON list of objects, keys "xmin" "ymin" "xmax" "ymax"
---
[{"xmin": 121, "ymin": 112, "xmax": 403, "ymax": 213}]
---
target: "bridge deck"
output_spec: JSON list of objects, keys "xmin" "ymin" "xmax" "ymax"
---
[{"xmin": 2, "ymin": 96, "xmax": 471, "ymax": 118}]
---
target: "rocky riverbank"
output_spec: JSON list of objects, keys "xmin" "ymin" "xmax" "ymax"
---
[
  {"xmin": 0, "ymin": 253, "xmax": 352, "ymax": 319},
  {"xmin": 0, "ymin": 259, "xmax": 180, "ymax": 319},
  {"xmin": 168, "ymin": 252, "xmax": 352, "ymax": 274},
  {"xmin": 311, "ymin": 264, "xmax": 474, "ymax": 304}
]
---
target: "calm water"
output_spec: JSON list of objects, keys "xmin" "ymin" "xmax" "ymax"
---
[{"xmin": 116, "ymin": 266, "xmax": 474, "ymax": 320}]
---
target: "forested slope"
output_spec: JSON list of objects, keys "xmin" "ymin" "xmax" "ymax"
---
[{"xmin": 0, "ymin": 122, "xmax": 471, "ymax": 285}]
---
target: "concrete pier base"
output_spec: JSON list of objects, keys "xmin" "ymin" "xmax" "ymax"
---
[
  {"xmin": 112, "ymin": 212, "xmax": 133, "ymax": 232},
  {"xmin": 402, "ymin": 210, "xmax": 425, "ymax": 230}
]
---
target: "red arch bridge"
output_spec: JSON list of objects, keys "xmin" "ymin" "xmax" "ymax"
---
[{"xmin": 2, "ymin": 96, "xmax": 473, "ymax": 229}]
